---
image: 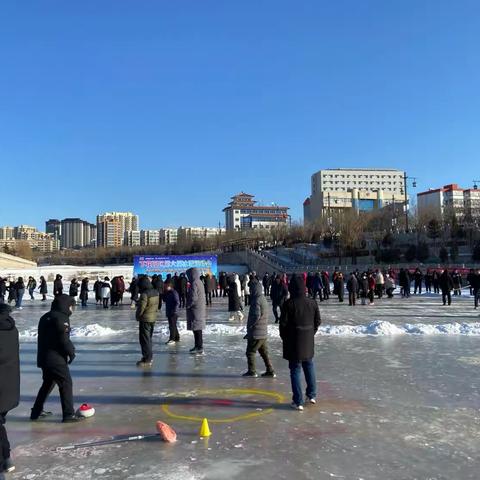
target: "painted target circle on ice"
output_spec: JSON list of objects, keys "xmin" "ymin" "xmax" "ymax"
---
[{"xmin": 161, "ymin": 388, "xmax": 285, "ymax": 423}]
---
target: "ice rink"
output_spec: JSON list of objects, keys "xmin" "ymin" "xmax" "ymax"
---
[{"xmin": 6, "ymin": 291, "xmax": 480, "ymax": 479}]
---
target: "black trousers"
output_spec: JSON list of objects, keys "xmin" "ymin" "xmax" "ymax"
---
[
  {"xmin": 474, "ymin": 289, "xmax": 480, "ymax": 308},
  {"xmin": 368, "ymin": 290, "xmax": 374, "ymax": 303},
  {"xmin": 103, "ymin": 298, "xmax": 109, "ymax": 308},
  {"xmin": 32, "ymin": 364, "xmax": 74, "ymax": 419},
  {"xmin": 206, "ymin": 292, "xmax": 212, "ymax": 306},
  {"xmin": 168, "ymin": 315, "xmax": 180, "ymax": 341},
  {"xmin": 313, "ymin": 288, "xmax": 323, "ymax": 301},
  {"xmin": 442, "ymin": 290, "xmax": 452, "ymax": 305},
  {"xmin": 246, "ymin": 339, "xmax": 273, "ymax": 373},
  {"xmin": 272, "ymin": 303, "xmax": 281, "ymax": 323},
  {"xmin": 193, "ymin": 330, "xmax": 203, "ymax": 349},
  {"xmin": 0, "ymin": 412, "xmax": 10, "ymax": 465},
  {"xmin": 179, "ymin": 293, "xmax": 186, "ymax": 308},
  {"xmin": 139, "ymin": 322, "xmax": 155, "ymax": 361},
  {"xmin": 348, "ymin": 291, "xmax": 356, "ymax": 306}
]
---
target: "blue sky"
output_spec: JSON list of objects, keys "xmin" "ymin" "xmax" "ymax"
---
[{"xmin": 1, "ymin": 1, "xmax": 479, "ymax": 230}]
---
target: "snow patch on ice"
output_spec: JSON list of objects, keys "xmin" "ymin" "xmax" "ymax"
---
[
  {"xmin": 20, "ymin": 323, "xmax": 123, "ymax": 339},
  {"xmin": 19, "ymin": 320, "xmax": 480, "ymax": 339},
  {"xmin": 320, "ymin": 321, "xmax": 480, "ymax": 336}
]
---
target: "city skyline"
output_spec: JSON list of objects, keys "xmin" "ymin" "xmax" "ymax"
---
[{"xmin": 1, "ymin": 2, "xmax": 479, "ymax": 230}]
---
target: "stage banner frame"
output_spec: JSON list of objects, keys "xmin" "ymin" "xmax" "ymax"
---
[{"xmin": 133, "ymin": 255, "xmax": 218, "ymax": 278}]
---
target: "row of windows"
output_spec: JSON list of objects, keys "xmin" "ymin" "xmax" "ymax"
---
[
  {"xmin": 234, "ymin": 209, "xmax": 286, "ymax": 215},
  {"xmin": 321, "ymin": 173, "xmax": 402, "ymax": 180}
]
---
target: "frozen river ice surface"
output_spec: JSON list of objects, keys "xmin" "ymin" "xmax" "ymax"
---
[{"xmin": 6, "ymin": 292, "xmax": 480, "ymax": 479}]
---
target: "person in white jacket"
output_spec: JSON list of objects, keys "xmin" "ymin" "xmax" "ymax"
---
[
  {"xmin": 375, "ymin": 270, "xmax": 385, "ymax": 299},
  {"xmin": 101, "ymin": 277, "xmax": 111, "ymax": 309}
]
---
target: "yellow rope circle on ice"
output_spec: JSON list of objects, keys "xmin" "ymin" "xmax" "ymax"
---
[{"xmin": 161, "ymin": 388, "xmax": 285, "ymax": 424}]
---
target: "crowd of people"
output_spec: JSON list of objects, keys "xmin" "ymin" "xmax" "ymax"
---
[
  {"xmin": 1, "ymin": 265, "xmax": 480, "ymax": 477},
  {"xmin": 0, "ymin": 268, "xmax": 323, "ymax": 476}
]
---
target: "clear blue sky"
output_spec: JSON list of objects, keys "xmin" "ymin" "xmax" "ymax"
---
[{"xmin": 1, "ymin": 1, "xmax": 479, "ymax": 230}]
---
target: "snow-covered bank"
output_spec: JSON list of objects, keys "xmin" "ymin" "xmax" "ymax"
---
[{"xmin": 19, "ymin": 320, "xmax": 480, "ymax": 340}]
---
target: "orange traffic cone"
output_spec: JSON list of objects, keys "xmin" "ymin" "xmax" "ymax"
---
[{"xmin": 199, "ymin": 418, "xmax": 212, "ymax": 437}]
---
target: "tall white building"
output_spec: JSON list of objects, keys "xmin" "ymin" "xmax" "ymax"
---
[
  {"xmin": 159, "ymin": 228, "xmax": 178, "ymax": 245},
  {"xmin": 96, "ymin": 212, "xmax": 139, "ymax": 248},
  {"xmin": 304, "ymin": 168, "xmax": 406, "ymax": 223},
  {"xmin": 124, "ymin": 230, "xmax": 141, "ymax": 247},
  {"xmin": 140, "ymin": 230, "xmax": 160, "ymax": 246},
  {"xmin": 177, "ymin": 226, "xmax": 225, "ymax": 242},
  {"xmin": 60, "ymin": 218, "xmax": 96, "ymax": 249}
]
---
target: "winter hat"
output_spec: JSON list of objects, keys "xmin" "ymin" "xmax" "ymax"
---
[
  {"xmin": 51, "ymin": 294, "xmax": 75, "ymax": 316},
  {"xmin": 138, "ymin": 276, "xmax": 153, "ymax": 293},
  {"xmin": 76, "ymin": 403, "xmax": 95, "ymax": 418}
]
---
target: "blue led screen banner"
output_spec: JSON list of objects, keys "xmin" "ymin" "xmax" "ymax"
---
[{"xmin": 133, "ymin": 255, "xmax": 218, "ymax": 278}]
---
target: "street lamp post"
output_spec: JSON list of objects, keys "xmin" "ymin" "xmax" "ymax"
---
[{"xmin": 402, "ymin": 173, "xmax": 417, "ymax": 233}]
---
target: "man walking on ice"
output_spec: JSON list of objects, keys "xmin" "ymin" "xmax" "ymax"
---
[{"xmin": 280, "ymin": 274, "xmax": 321, "ymax": 411}]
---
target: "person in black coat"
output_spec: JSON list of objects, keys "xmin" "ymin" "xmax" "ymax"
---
[
  {"xmin": 334, "ymin": 272, "xmax": 345, "ymax": 302},
  {"xmin": 53, "ymin": 274, "xmax": 63, "ymax": 297},
  {"xmin": 31, "ymin": 295, "xmax": 82, "ymax": 423},
  {"xmin": 432, "ymin": 270, "xmax": 440, "ymax": 294},
  {"xmin": 425, "ymin": 269, "xmax": 433, "ymax": 293},
  {"xmin": 128, "ymin": 277, "xmax": 139, "ymax": 306},
  {"xmin": 39, "ymin": 276, "xmax": 48, "ymax": 301},
  {"xmin": 280, "ymin": 275, "xmax": 321, "ymax": 410},
  {"xmin": 472, "ymin": 269, "xmax": 480, "ymax": 309},
  {"xmin": 93, "ymin": 278, "xmax": 102, "ymax": 304},
  {"xmin": 69, "ymin": 278, "xmax": 80, "ymax": 304},
  {"xmin": 413, "ymin": 268, "xmax": 423, "ymax": 295},
  {"xmin": 178, "ymin": 273, "xmax": 188, "ymax": 308},
  {"xmin": 204, "ymin": 274, "xmax": 214, "ymax": 307},
  {"xmin": 151, "ymin": 274, "xmax": 164, "ymax": 311},
  {"xmin": 164, "ymin": 283, "xmax": 180, "ymax": 344},
  {"xmin": 346, "ymin": 273, "xmax": 358, "ymax": 306},
  {"xmin": 14, "ymin": 278, "xmax": 25, "ymax": 309},
  {"xmin": 270, "ymin": 275, "xmax": 288, "ymax": 323},
  {"xmin": 79, "ymin": 278, "xmax": 89, "ymax": 307},
  {"xmin": 219, "ymin": 272, "xmax": 228, "ymax": 297},
  {"xmin": 466, "ymin": 269, "xmax": 475, "ymax": 296},
  {"xmin": 0, "ymin": 305, "xmax": 20, "ymax": 474},
  {"xmin": 7, "ymin": 280, "xmax": 16, "ymax": 305},
  {"xmin": 439, "ymin": 269, "xmax": 454, "ymax": 306},
  {"xmin": 0, "ymin": 279, "xmax": 6, "ymax": 304}
]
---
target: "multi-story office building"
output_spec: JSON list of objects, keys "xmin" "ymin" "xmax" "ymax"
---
[
  {"xmin": 304, "ymin": 168, "xmax": 406, "ymax": 223},
  {"xmin": 159, "ymin": 228, "xmax": 178, "ymax": 245},
  {"xmin": 177, "ymin": 226, "xmax": 225, "ymax": 242},
  {"xmin": 0, "ymin": 226, "xmax": 15, "ymax": 240},
  {"xmin": 223, "ymin": 193, "xmax": 289, "ymax": 231},
  {"xmin": 14, "ymin": 225, "xmax": 38, "ymax": 239},
  {"xmin": 140, "ymin": 230, "xmax": 160, "ymax": 246},
  {"xmin": 60, "ymin": 218, "xmax": 96, "ymax": 249},
  {"xmin": 417, "ymin": 184, "xmax": 480, "ymax": 222},
  {"xmin": 464, "ymin": 188, "xmax": 480, "ymax": 221},
  {"xmin": 124, "ymin": 230, "xmax": 141, "ymax": 247},
  {"xmin": 0, "ymin": 225, "xmax": 59, "ymax": 252},
  {"xmin": 46, "ymin": 219, "xmax": 61, "ymax": 240},
  {"xmin": 96, "ymin": 212, "xmax": 139, "ymax": 248}
]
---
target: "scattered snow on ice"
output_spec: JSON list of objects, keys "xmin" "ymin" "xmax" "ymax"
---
[
  {"xmin": 20, "ymin": 324, "xmax": 123, "ymax": 339},
  {"xmin": 19, "ymin": 320, "xmax": 480, "ymax": 339},
  {"xmin": 319, "ymin": 321, "xmax": 480, "ymax": 336}
]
